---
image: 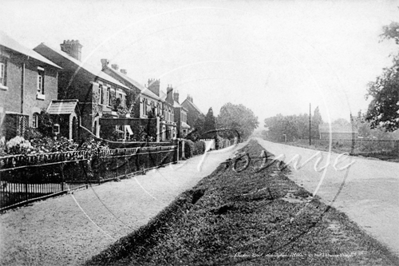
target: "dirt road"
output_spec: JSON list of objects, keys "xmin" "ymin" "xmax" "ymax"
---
[{"xmin": 256, "ymin": 138, "xmax": 399, "ymax": 257}]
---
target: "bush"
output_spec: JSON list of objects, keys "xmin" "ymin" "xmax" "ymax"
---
[
  {"xmin": 6, "ymin": 136, "xmax": 34, "ymax": 154},
  {"xmin": 181, "ymin": 139, "xmax": 194, "ymax": 159},
  {"xmin": 216, "ymin": 135, "xmax": 231, "ymax": 149},
  {"xmin": 193, "ymin": 140, "xmax": 206, "ymax": 155}
]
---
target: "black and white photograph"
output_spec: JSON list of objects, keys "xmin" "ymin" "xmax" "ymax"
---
[{"xmin": 0, "ymin": 0, "xmax": 399, "ymax": 265}]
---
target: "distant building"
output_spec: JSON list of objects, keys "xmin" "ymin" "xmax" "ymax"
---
[
  {"xmin": 319, "ymin": 124, "xmax": 358, "ymax": 140},
  {"xmin": 0, "ymin": 31, "xmax": 61, "ymax": 140},
  {"xmin": 181, "ymin": 95, "xmax": 204, "ymax": 131},
  {"xmin": 158, "ymin": 85, "xmax": 177, "ymax": 141},
  {"xmin": 173, "ymin": 91, "xmax": 190, "ymax": 138},
  {"xmin": 34, "ymin": 40, "xmax": 130, "ymax": 140}
]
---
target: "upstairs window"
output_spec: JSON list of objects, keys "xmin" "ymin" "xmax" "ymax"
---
[
  {"xmin": 37, "ymin": 68, "xmax": 45, "ymax": 99},
  {"xmin": 99, "ymin": 85, "xmax": 103, "ymax": 104},
  {"xmin": 0, "ymin": 58, "xmax": 7, "ymax": 87},
  {"xmin": 107, "ymin": 87, "xmax": 111, "ymax": 106}
]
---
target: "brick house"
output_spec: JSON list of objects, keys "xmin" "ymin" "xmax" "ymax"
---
[
  {"xmin": 155, "ymin": 84, "xmax": 177, "ymax": 141},
  {"xmin": 101, "ymin": 62, "xmax": 162, "ymax": 119},
  {"xmin": 173, "ymin": 92, "xmax": 190, "ymax": 138},
  {"xmin": 181, "ymin": 95, "xmax": 204, "ymax": 131},
  {"xmin": 0, "ymin": 31, "xmax": 61, "ymax": 140},
  {"xmin": 101, "ymin": 63, "xmax": 168, "ymax": 141},
  {"xmin": 34, "ymin": 41, "xmax": 131, "ymax": 140}
]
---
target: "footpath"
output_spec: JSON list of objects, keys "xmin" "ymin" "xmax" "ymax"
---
[{"xmin": 0, "ymin": 142, "xmax": 246, "ymax": 266}]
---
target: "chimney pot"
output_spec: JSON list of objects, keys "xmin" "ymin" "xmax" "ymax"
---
[
  {"xmin": 120, "ymin": 69, "xmax": 127, "ymax": 74},
  {"xmin": 111, "ymin": 64, "xmax": 119, "ymax": 70},
  {"xmin": 60, "ymin": 40, "xmax": 82, "ymax": 61},
  {"xmin": 100, "ymin": 59, "xmax": 109, "ymax": 69}
]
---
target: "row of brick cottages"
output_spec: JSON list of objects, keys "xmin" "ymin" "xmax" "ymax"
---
[{"xmin": 0, "ymin": 32, "xmax": 204, "ymax": 142}]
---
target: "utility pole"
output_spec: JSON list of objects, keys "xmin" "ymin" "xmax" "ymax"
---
[{"xmin": 309, "ymin": 103, "xmax": 312, "ymax": 146}]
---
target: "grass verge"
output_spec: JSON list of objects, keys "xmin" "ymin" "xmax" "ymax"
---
[{"xmin": 85, "ymin": 139, "xmax": 399, "ymax": 266}]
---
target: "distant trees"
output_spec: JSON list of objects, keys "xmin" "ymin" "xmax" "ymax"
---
[
  {"xmin": 217, "ymin": 103, "xmax": 259, "ymax": 140},
  {"xmin": 366, "ymin": 22, "xmax": 399, "ymax": 131},
  {"xmin": 312, "ymin": 106, "xmax": 323, "ymax": 139},
  {"xmin": 203, "ymin": 107, "xmax": 216, "ymax": 138},
  {"xmin": 354, "ymin": 111, "xmax": 399, "ymax": 140},
  {"xmin": 264, "ymin": 107, "xmax": 323, "ymax": 142}
]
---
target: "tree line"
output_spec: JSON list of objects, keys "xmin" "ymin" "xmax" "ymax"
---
[
  {"xmin": 190, "ymin": 103, "xmax": 259, "ymax": 141},
  {"xmin": 263, "ymin": 107, "xmax": 323, "ymax": 142}
]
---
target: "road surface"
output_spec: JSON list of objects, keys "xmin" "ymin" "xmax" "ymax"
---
[{"xmin": 257, "ymin": 138, "xmax": 399, "ymax": 257}]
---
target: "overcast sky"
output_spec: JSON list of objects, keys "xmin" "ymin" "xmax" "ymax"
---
[{"xmin": 1, "ymin": 0, "xmax": 398, "ymax": 126}]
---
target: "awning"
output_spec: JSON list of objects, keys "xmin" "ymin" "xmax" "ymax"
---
[
  {"xmin": 125, "ymin": 125, "xmax": 133, "ymax": 135},
  {"xmin": 47, "ymin": 100, "xmax": 78, "ymax": 115},
  {"xmin": 181, "ymin": 121, "xmax": 190, "ymax": 129}
]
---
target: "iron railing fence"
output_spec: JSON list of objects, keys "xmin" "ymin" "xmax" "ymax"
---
[{"xmin": 0, "ymin": 144, "xmax": 177, "ymax": 211}]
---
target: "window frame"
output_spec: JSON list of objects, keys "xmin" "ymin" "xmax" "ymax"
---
[
  {"xmin": 37, "ymin": 67, "xmax": 45, "ymax": 99},
  {"xmin": 32, "ymin": 113, "xmax": 39, "ymax": 128},
  {"xmin": 0, "ymin": 57, "xmax": 8, "ymax": 90}
]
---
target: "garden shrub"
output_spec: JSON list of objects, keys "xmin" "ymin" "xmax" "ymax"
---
[
  {"xmin": 193, "ymin": 140, "xmax": 206, "ymax": 155},
  {"xmin": 6, "ymin": 136, "xmax": 34, "ymax": 154},
  {"xmin": 182, "ymin": 139, "xmax": 194, "ymax": 159}
]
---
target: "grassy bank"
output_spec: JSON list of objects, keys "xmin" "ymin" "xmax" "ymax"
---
[{"xmin": 85, "ymin": 140, "xmax": 398, "ymax": 266}]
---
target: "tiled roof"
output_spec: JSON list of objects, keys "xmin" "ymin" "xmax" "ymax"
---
[
  {"xmin": 182, "ymin": 98, "xmax": 203, "ymax": 114},
  {"xmin": 34, "ymin": 43, "xmax": 128, "ymax": 89},
  {"xmin": 159, "ymin": 90, "xmax": 167, "ymax": 101},
  {"xmin": 47, "ymin": 100, "xmax": 78, "ymax": 115},
  {"xmin": 181, "ymin": 121, "xmax": 190, "ymax": 129},
  {"xmin": 106, "ymin": 66, "xmax": 160, "ymax": 100},
  {"xmin": 174, "ymin": 100, "xmax": 182, "ymax": 108},
  {"xmin": 0, "ymin": 31, "xmax": 61, "ymax": 68}
]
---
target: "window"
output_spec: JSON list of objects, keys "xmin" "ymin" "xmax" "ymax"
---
[
  {"xmin": 32, "ymin": 113, "xmax": 39, "ymax": 128},
  {"xmin": 99, "ymin": 85, "xmax": 103, "ymax": 104},
  {"xmin": 0, "ymin": 58, "xmax": 7, "ymax": 88},
  {"xmin": 107, "ymin": 87, "xmax": 111, "ymax": 106},
  {"xmin": 37, "ymin": 68, "xmax": 45, "ymax": 95}
]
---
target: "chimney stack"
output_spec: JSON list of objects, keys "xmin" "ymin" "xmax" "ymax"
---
[
  {"xmin": 173, "ymin": 91, "xmax": 179, "ymax": 103},
  {"xmin": 147, "ymin": 79, "xmax": 160, "ymax": 96},
  {"xmin": 60, "ymin": 40, "xmax": 83, "ymax": 61},
  {"xmin": 120, "ymin": 69, "xmax": 127, "ymax": 75},
  {"xmin": 166, "ymin": 85, "xmax": 174, "ymax": 105},
  {"xmin": 111, "ymin": 64, "xmax": 119, "ymax": 70},
  {"xmin": 100, "ymin": 59, "xmax": 109, "ymax": 70}
]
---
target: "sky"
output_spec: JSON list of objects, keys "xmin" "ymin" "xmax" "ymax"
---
[{"xmin": 1, "ymin": 0, "xmax": 398, "ymax": 127}]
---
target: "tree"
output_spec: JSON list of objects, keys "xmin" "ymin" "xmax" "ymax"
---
[
  {"xmin": 311, "ymin": 106, "xmax": 323, "ymax": 139},
  {"xmin": 264, "ymin": 113, "xmax": 314, "ymax": 142},
  {"xmin": 366, "ymin": 22, "xmax": 399, "ymax": 132},
  {"xmin": 217, "ymin": 103, "xmax": 259, "ymax": 140},
  {"xmin": 203, "ymin": 107, "xmax": 216, "ymax": 137}
]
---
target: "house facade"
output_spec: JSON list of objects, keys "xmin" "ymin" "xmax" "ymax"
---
[
  {"xmin": 0, "ymin": 31, "xmax": 61, "ymax": 140},
  {"xmin": 34, "ymin": 40, "xmax": 130, "ymax": 140},
  {"xmin": 154, "ymin": 83, "xmax": 176, "ymax": 141},
  {"xmin": 181, "ymin": 95, "xmax": 204, "ymax": 131},
  {"xmin": 173, "ymin": 92, "xmax": 190, "ymax": 138}
]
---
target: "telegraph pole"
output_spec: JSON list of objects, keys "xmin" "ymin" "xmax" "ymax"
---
[{"xmin": 309, "ymin": 103, "xmax": 312, "ymax": 146}]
